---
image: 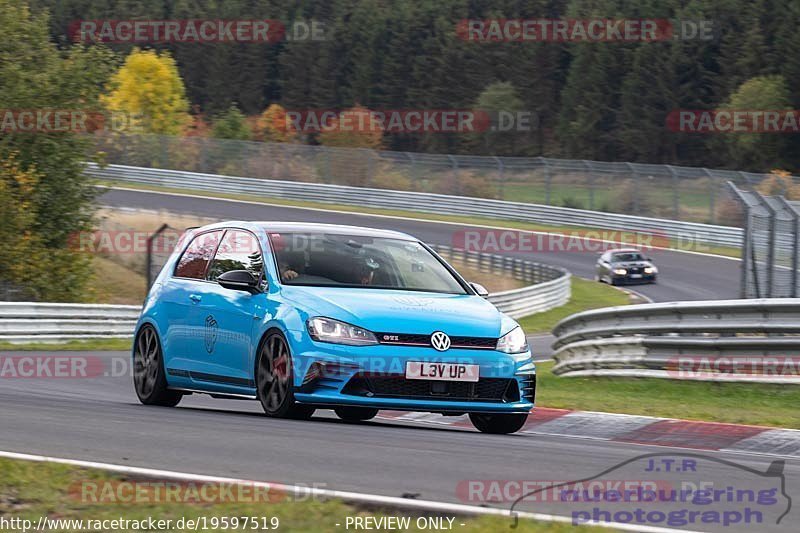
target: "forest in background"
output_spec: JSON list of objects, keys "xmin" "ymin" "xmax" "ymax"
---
[{"xmin": 26, "ymin": 0, "xmax": 800, "ymax": 172}]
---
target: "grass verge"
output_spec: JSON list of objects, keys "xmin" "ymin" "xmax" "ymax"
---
[
  {"xmin": 86, "ymin": 255, "xmax": 147, "ymax": 305},
  {"xmin": 97, "ymin": 181, "xmax": 742, "ymax": 259},
  {"xmin": 536, "ymin": 361, "xmax": 800, "ymax": 429},
  {"xmin": 0, "ymin": 457, "xmax": 579, "ymax": 532},
  {"xmin": 518, "ymin": 277, "xmax": 634, "ymax": 334}
]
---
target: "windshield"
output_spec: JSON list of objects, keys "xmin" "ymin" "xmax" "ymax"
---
[
  {"xmin": 611, "ymin": 252, "xmax": 645, "ymax": 262},
  {"xmin": 267, "ymin": 232, "xmax": 467, "ymax": 294}
]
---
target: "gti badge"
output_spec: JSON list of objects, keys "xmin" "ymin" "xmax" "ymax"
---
[
  {"xmin": 430, "ymin": 331, "xmax": 451, "ymax": 352},
  {"xmin": 204, "ymin": 315, "xmax": 218, "ymax": 354}
]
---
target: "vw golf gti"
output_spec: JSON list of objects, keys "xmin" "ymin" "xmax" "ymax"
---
[{"xmin": 133, "ymin": 222, "xmax": 535, "ymax": 434}]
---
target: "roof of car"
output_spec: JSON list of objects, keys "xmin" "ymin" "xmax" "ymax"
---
[
  {"xmin": 194, "ymin": 221, "xmax": 417, "ymax": 241},
  {"xmin": 607, "ymin": 248, "xmax": 644, "ymax": 254}
]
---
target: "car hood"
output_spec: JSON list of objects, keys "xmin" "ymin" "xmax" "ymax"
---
[
  {"xmin": 280, "ymin": 286, "xmax": 516, "ymax": 337},
  {"xmin": 612, "ymin": 261, "xmax": 654, "ymax": 268}
]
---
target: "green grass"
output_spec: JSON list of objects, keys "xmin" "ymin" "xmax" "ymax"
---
[
  {"xmin": 0, "ymin": 338, "xmax": 132, "ymax": 352},
  {"xmin": 97, "ymin": 181, "xmax": 742, "ymax": 258},
  {"xmin": 518, "ymin": 277, "xmax": 634, "ymax": 334},
  {"xmin": 537, "ymin": 361, "xmax": 800, "ymax": 428},
  {"xmin": 0, "ymin": 457, "xmax": 582, "ymax": 532}
]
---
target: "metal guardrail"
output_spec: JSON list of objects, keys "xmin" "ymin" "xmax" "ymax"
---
[
  {"xmin": 0, "ymin": 249, "xmax": 570, "ymax": 342},
  {"xmin": 432, "ymin": 245, "xmax": 571, "ymax": 318},
  {"xmin": 551, "ymin": 299, "xmax": 800, "ymax": 383},
  {"xmin": 0, "ymin": 303, "xmax": 141, "ymax": 342},
  {"xmin": 87, "ymin": 163, "xmax": 745, "ymax": 248}
]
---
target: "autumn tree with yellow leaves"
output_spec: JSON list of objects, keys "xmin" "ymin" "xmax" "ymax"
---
[
  {"xmin": 257, "ymin": 104, "xmax": 298, "ymax": 143},
  {"xmin": 102, "ymin": 48, "xmax": 190, "ymax": 135}
]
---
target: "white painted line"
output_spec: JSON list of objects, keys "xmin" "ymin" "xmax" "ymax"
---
[
  {"xmin": 0, "ymin": 450, "xmax": 700, "ymax": 533},
  {"xmin": 100, "ymin": 186, "xmax": 741, "ymax": 262}
]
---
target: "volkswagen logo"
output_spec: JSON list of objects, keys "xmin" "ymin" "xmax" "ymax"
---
[{"xmin": 430, "ymin": 331, "xmax": 451, "ymax": 352}]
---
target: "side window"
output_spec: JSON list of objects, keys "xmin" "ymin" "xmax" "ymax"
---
[
  {"xmin": 207, "ymin": 230, "xmax": 264, "ymax": 281},
  {"xmin": 174, "ymin": 230, "xmax": 223, "ymax": 279}
]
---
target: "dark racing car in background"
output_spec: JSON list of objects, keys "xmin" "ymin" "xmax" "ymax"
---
[{"xmin": 595, "ymin": 248, "xmax": 658, "ymax": 285}]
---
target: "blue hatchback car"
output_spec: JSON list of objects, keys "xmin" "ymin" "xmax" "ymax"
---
[{"xmin": 133, "ymin": 222, "xmax": 535, "ymax": 433}]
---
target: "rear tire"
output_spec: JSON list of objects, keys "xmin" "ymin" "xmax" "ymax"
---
[
  {"xmin": 469, "ymin": 413, "xmax": 528, "ymax": 434},
  {"xmin": 335, "ymin": 407, "xmax": 379, "ymax": 422},
  {"xmin": 133, "ymin": 325, "xmax": 183, "ymax": 407},
  {"xmin": 256, "ymin": 332, "xmax": 315, "ymax": 420}
]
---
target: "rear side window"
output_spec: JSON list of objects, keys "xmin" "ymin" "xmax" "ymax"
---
[
  {"xmin": 207, "ymin": 230, "xmax": 264, "ymax": 281},
  {"xmin": 174, "ymin": 230, "xmax": 223, "ymax": 279}
]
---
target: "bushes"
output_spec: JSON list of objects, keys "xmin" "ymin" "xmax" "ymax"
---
[
  {"xmin": 0, "ymin": 154, "xmax": 91, "ymax": 301},
  {"xmin": 757, "ymin": 169, "xmax": 800, "ymax": 199}
]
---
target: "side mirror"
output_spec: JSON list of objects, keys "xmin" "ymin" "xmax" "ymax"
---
[
  {"xmin": 470, "ymin": 282, "xmax": 490, "ymax": 297},
  {"xmin": 217, "ymin": 270, "xmax": 261, "ymax": 294}
]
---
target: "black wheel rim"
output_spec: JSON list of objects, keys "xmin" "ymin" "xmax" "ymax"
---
[
  {"xmin": 258, "ymin": 336, "xmax": 290, "ymax": 414},
  {"xmin": 134, "ymin": 326, "xmax": 159, "ymax": 398}
]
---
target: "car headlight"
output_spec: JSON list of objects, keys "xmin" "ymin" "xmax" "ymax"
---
[
  {"xmin": 307, "ymin": 317, "xmax": 378, "ymax": 346},
  {"xmin": 644, "ymin": 266, "xmax": 656, "ymax": 274},
  {"xmin": 496, "ymin": 326, "xmax": 529, "ymax": 354},
  {"xmin": 612, "ymin": 268, "xmax": 627, "ymax": 275}
]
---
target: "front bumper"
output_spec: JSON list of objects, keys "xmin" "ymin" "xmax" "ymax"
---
[
  {"xmin": 612, "ymin": 273, "xmax": 656, "ymax": 284},
  {"xmin": 289, "ymin": 339, "xmax": 535, "ymax": 414}
]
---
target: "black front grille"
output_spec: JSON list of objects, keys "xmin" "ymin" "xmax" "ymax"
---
[
  {"xmin": 521, "ymin": 375, "xmax": 536, "ymax": 403},
  {"xmin": 375, "ymin": 333, "xmax": 497, "ymax": 350},
  {"xmin": 342, "ymin": 374, "xmax": 519, "ymax": 402}
]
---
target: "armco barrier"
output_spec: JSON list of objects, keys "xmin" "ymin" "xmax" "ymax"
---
[
  {"xmin": 86, "ymin": 163, "xmax": 744, "ymax": 248},
  {"xmin": 431, "ymin": 245, "xmax": 571, "ymax": 318},
  {"xmin": 551, "ymin": 299, "xmax": 800, "ymax": 383},
  {"xmin": 0, "ymin": 250, "xmax": 570, "ymax": 342},
  {"xmin": 0, "ymin": 302, "xmax": 141, "ymax": 343}
]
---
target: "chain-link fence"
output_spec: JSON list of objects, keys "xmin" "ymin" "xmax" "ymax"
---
[
  {"xmin": 729, "ymin": 183, "xmax": 800, "ymax": 298},
  {"xmin": 93, "ymin": 133, "xmax": 795, "ymax": 225}
]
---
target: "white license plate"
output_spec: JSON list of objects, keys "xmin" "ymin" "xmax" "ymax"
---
[
  {"xmin": 405, "ymin": 362, "xmax": 479, "ymax": 382},
  {"xmin": 630, "ymin": 273, "xmax": 643, "ymax": 278}
]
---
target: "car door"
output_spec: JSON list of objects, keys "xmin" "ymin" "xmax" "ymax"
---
[
  {"xmin": 160, "ymin": 229, "xmax": 224, "ymax": 374},
  {"xmin": 188, "ymin": 228, "xmax": 266, "ymax": 391}
]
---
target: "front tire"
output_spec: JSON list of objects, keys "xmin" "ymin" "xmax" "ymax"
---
[
  {"xmin": 469, "ymin": 413, "xmax": 528, "ymax": 434},
  {"xmin": 133, "ymin": 325, "xmax": 183, "ymax": 407},
  {"xmin": 256, "ymin": 332, "xmax": 315, "ymax": 420},
  {"xmin": 335, "ymin": 407, "xmax": 379, "ymax": 422}
]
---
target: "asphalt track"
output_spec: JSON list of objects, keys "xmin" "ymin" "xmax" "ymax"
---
[
  {"xmin": 0, "ymin": 352, "xmax": 797, "ymax": 532},
  {"xmin": 98, "ymin": 187, "xmax": 741, "ymax": 303},
  {"xmin": 2, "ymin": 189, "xmax": 783, "ymax": 532}
]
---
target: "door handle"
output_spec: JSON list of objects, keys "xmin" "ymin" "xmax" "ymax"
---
[{"xmin": 189, "ymin": 294, "xmax": 202, "ymax": 303}]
